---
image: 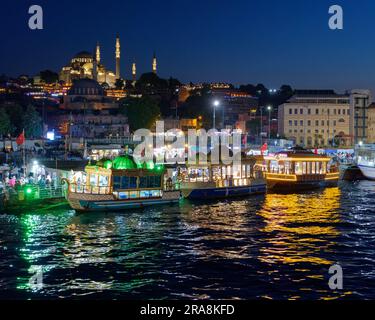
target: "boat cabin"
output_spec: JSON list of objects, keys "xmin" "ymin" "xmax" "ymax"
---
[
  {"xmin": 68, "ymin": 156, "xmax": 175, "ymax": 200},
  {"xmin": 263, "ymin": 149, "xmax": 339, "ymax": 183}
]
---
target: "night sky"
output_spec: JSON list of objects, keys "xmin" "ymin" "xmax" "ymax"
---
[{"xmin": 1, "ymin": 0, "xmax": 375, "ymax": 93}]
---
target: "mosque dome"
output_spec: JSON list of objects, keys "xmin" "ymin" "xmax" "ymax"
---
[
  {"xmin": 68, "ymin": 78, "xmax": 104, "ymax": 96},
  {"xmin": 71, "ymin": 51, "xmax": 93, "ymax": 64},
  {"xmin": 112, "ymin": 155, "xmax": 137, "ymax": 170},
  {"xmin": 75, "ymin": 51, "xmax": 93, "ymax": 59}
]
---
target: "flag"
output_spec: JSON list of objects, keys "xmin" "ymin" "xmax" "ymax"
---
[
  {"xmin": 16, "ymin": 131, "xmax": 25, "ymax": 146},
  {"xmin": 260, "ymin": 143, "xmax": 268, "ymax": 155},
  {"xmin": 314, "ymin": 148, "xmax": 318, "ymax": 155}
]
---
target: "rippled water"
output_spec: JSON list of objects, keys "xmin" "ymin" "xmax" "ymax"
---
[{"xmin": 1, "ymin": 181, "xmax": 375, "ymax": 300}]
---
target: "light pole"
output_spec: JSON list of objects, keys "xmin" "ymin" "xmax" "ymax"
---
[
  {"xmin": 213, "ymin": 100, "xmax": 220, "ymax": 129},
  {"xmin": 267, "ymin": 105, "xmax": 272, "ymax": 140}
]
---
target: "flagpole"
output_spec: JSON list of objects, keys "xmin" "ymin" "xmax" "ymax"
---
[{"xmin": 22, "ymin": 129, "xmax": 26, "ymax": 178}]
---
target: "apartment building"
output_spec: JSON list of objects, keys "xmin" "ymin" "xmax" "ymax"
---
[{"xmin": 278, "ymin": 90, "xmax": 352, "ymax": 147}]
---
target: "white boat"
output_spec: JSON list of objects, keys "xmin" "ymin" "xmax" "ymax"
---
[{"xmin": 356, "ymin": 144, "xmax": 375, "ymax": 180}]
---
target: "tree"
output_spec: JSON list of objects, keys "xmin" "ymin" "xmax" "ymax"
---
[
  {"xmin": 23, "ymin": 105, "xmax": 42, "ymax": 138},
  {"xmin": 246, "ymin": 118, "xmax": 261, "ymax": 136},
  {"xmin": 40, "ymin": 70, "xmax": 58, "ymax": 84},
  {"xmin": 180, "ymin": 92, "xmax": 213, "ymax": 129},
  {"xmin": 2, "ymin": 103, "xmax": 23, "ymax": 135},
  {"xmin": 119, "ymin": 97, "xmax": 160, "ymax": 132},
  {"xmin": 136, "ymin": 73, "xmax": 169, "ymax": 92},
  {"xmin": 115, "ymin": 78, "xmax": 125, "ymax": 90},
  {"xmin": 0, "ymin": 108, "xmax": 11, "ymax": 137}
]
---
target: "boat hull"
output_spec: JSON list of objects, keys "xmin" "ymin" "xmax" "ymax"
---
[
  {"xmin": 357, "ymin": 165, "xmax": 375, "ymax": 180},
  {"xmin": 67, "ymin": 191, "xmax": 181, "ymax": 212},
  {"xmin": 267, "ymin": 179, "xmax": 338, "ymax": 192},
  {"xmin": 181, "ymin": 183, "xmax": 266, "ymax": 200}
]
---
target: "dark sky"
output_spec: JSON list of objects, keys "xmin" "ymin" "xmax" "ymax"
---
[{"xmin": 1, "ymin": 0, "xmax": 374, "ymax": 93}]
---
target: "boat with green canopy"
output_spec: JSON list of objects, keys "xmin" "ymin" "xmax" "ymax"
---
[{"xmin": 64, "ymin": 155, "xmax": 181, "ymax": 212}]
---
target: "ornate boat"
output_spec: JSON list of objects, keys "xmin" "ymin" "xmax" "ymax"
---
[
  {"xmin": 263, "ymin": 147, "xmax": 340, "ymax": 192},
  {"xmin": 178, "ymin": 154, "xmax": 266, "ymax": 200},
  {"xmin": 64, "ymin": 156, "xmax": 181, "ymax": 212}
]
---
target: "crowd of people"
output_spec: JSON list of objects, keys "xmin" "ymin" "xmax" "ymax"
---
[{"xmin": 0, "ymin": 163, "xmax": 60, "ymax": 194}]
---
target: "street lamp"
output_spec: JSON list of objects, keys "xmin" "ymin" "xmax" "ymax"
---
[
  {"xmin": 213, "ymin": 100, "xmax": 220, "ymax": 129},
  {"xmin": 267, "ymin": 106, "xmax": 272, "ymax": 140}
]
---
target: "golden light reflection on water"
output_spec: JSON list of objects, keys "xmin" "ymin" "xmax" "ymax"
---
[
  {"xmin": 257, "ymin": 187, "xmax": 342, "ymax": 266},
  {"xmin": 12, "ymin": 188, "xmax": 357, "ymax": 299}
]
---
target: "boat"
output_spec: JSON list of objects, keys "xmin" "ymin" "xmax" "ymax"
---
[
  {"xmin": 0, "ymin": 183, "xmax": 68, "ymax": 213},
  {"xmin": 178, "ymin": 152, "xmax": 266, "ymax": 200},
  {"xmin": 356, "ymin": 144, "xmax": 375, "ymax": 180},
  {"xmin": 263, "ymin": 147, "xmax": 340, "ymax": 192},
  {"xmin": 64, "ymin": 155, "xmax": 181, "ymax": 212},
  {"xmin": 341, "ymin": 164, "xmax": 365, "ymax": 181}
]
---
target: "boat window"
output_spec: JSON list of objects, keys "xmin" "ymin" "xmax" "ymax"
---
[
  {"xmin": 113, "ymin": 176, "xmax": 121, "ymax": 189},
  {"xmin": 311, "ymin": 162, "xmax": 316, "ymax": 174},
  {"xmin": 99, "ymin": 175, "xmax": 109, "ymax": 186},
  {"xmin": 212, "ymin": 167, "xmax": 221, "ymax": 181},
  {"xmin": 227, "ymin": 166, "xmax": 232, "ymax": 177},
  {"xmin": 118, "ymin": 192, "xmax": 129, "ymax": 199},
  {"xmin": 246, "ymin": 165, "xmax": 251, "ymax": 178},
  {"xmin": 187, "ymin": 168, "xmax": 209, "ymax": 182},
  {"xmin": 129, "ymin": 191, "xmax": 138, "ymax": 198},
  {"xmin": 121, "ymin": 177, "xmax": 137, "ymax": 189},
  {"xmin": 322, "ymin": 163, "xmax": 327, "ymax": 174},
  {"xmin": 149, "ymin": 176, "xmax": 161, "ymax": 188},
  {"xmin": 221, "ymin": 167, "xmax": 226, "ymax": 179},
  {"xmin": 139, "ymin": 177, "xmax": 148, "ymax": 188},
  {"xmin": 90, "ymin": 174, "xmax": 98, "ymax": 186},
  {"xmin": 302, "ymin": 162, "xmax": 307, "ymax": 174},
  {"xmin": 113, "ymin": 176, "xmax": 139, "ymax": 190},
  {"xmin": 285, "ymin": 161, "xmax": 291, "ymax": 175},
  {"xmin": 270, "ymin": 161, "xmax": 279, "ymax": 173},
  {"xmin": 295, "ymin": 162, "xmax": 303, "ymax": 175},
  {"xmin": 233, "ymin": 165, "xmax": 241, "ymax": 179},
  {"xmin": 316, "ymin": 162, "xmax": 322, "ymax": 174},
  {"xmin": 140, "ymin": 190, "xmax": 161, "ymax": 198}
]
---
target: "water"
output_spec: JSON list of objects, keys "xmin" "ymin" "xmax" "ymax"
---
[{"xmin": 1, "ymin": 181, "xmax": 375, "ymax": 300}]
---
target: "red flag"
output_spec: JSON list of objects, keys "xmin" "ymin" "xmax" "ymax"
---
[
  {"xmin": 260, "ymin": 143, "xmax": 268, "ymax": 155},
  {"xmin": 314, "ymin": 148, "xmax": 318, "ymax": 155},
  {"xmin": 16, "ymin": 131, "xmax": 25, "ymax": 146}
]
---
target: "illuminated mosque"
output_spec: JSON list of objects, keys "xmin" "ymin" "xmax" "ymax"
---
[{"xmin": 59, "ymin": 35, "xmax": 158, "ymax": 87}]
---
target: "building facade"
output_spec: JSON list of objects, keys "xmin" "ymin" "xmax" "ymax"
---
[
  {"xmin": 60, "ymin": 79, "xmax": 119, "ymax": 111},
  {"xmin": 211, "ymin": 89, "xmax": 258, "ymax": 129},
  {"xmin": 278, "ymin": 90, "xmax": 352, "ymax": 147},
  {"xmin": 367, "ymin": 103, "xmax": 375, "ymax": 143},
  {"xmin": 350, "ymin": 89, "xmax": 372, "ymax": 144}
]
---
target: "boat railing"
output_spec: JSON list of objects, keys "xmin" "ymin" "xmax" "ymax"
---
[
  {"xmin": 164, "ymin": 182, "xmax": 181, "ymax": 192},
  {"xmin": 3, "ymin": 185, "xmax": 66, "ymax": 203},
  {"xmin": 69, "ymin": 183, "xmax": 112, "ymax": 195}
]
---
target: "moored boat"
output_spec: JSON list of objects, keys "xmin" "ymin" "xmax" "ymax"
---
[
  {"xmin": 356, "ymin": 144, "xmax": 375, "ymax": 180},
  {"xmin": 263, "ymin": 147, "xmax": 340, "ymax": 192},
  {"xmin": 178, "ymin": 154, "xmax": 266, "ymax": 200},
  {"xmin": 64, "ymin": 155, "xmax": 181, "ymax": 212}
]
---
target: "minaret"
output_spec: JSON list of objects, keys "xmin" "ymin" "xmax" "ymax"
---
[
  {"xmin": 96, "ymin": 42, "xmax": 101, "ymax": 65},
  {"xmin": 152, "ymin": 52, "xmax": 157, "ymax": 74},
  {"xmin": 132, "ymin": 61, "xmax": 137, "ymax": 81},
  {"xmin": 93, "ymin": 46, "xmax": 98, "ymax": 81},
  {"xmin": 115, "ymin": 35, "xmax": 121, "ymax": 79}
]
